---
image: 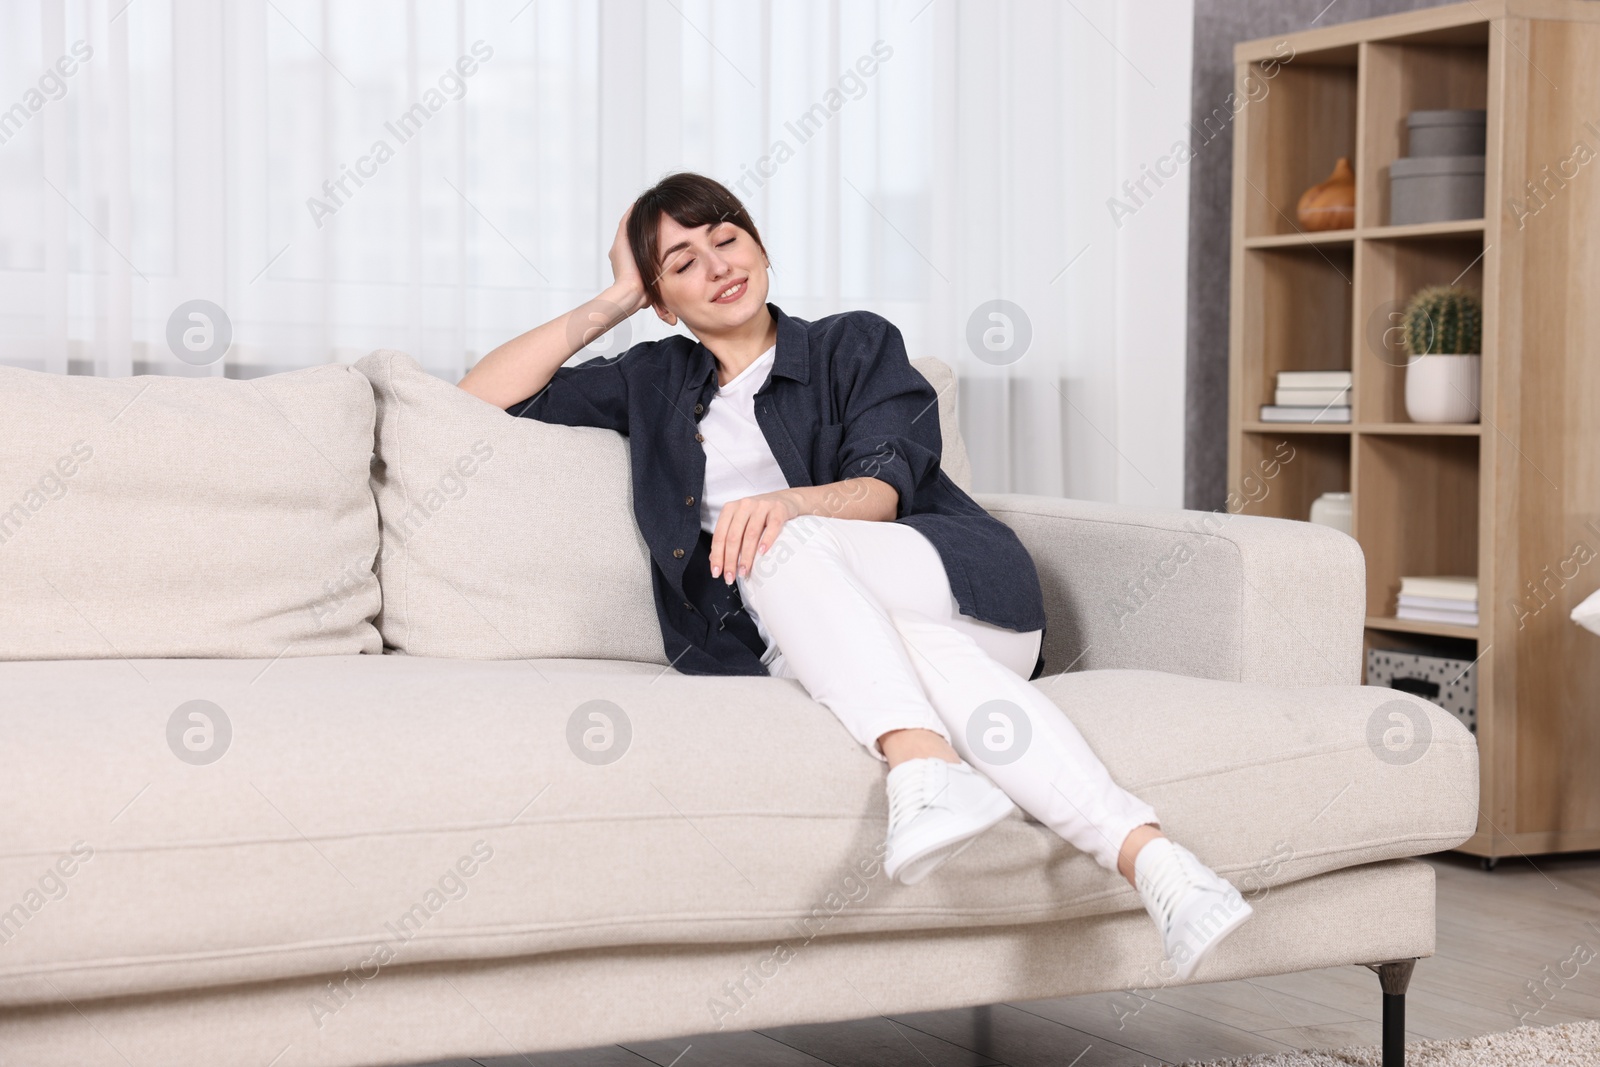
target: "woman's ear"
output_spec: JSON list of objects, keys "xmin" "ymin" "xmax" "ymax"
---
[{"xmin": 653, "ymin": 301, "xmax": 678, "ymax": 327}]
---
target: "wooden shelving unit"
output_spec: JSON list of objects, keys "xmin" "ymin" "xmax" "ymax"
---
[{"xmin": 1227, "ymin": 1, "xmax": 1600, "ymax": 862}]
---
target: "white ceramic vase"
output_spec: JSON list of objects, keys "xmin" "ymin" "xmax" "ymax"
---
[{"xmin": 1404, "ymin": 354, "xmax": 1481, "ymax": 423}]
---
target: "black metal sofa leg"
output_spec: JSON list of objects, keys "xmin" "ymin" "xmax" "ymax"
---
[{"xmin": 1364, "ymin": 959, "xmax": 1417, "ymax": 1067}]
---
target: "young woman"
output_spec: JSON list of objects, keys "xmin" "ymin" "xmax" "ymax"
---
[{"xmin": 458, "ymin": 173, "xmax": 1252, "ymax": 980}]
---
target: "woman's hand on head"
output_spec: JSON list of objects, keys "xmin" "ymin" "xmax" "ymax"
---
[
  {"xmin": 710, "ymin": 490, "xmax": 804, "ymax": 585},
  {"xmin": 608, "ymin": 204, "xmax": 651, "ymax": 316}
]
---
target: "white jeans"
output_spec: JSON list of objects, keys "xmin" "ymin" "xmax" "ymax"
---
[{"xmin": 735, "ymin": 514, "xmax": 1160, "ymax": 873}]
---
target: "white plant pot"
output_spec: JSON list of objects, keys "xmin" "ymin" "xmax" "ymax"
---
[
  {"xmin": 1308, "ymin": 491, "xmax": 1353, "ymax": 536},
  {"xmin": 1405, "ymin": 354, "xmax": 1481, "ymax": 423}
]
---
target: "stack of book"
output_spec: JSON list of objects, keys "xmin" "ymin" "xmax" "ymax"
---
[
  {"xmin": 1395, "ymin": 576, "xmax": 1478, "ymax": 627},
  {"xmin": 1260, "ymin": 370, "xmax": 1352, "ymax": 423}
]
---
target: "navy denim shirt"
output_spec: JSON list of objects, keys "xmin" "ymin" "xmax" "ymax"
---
[{"xmin": 508, "ymin": 302, "xmax": 1047, "ymax": 679}]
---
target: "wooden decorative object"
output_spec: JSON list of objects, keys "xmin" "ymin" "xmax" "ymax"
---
[
  {"xmin": 1227, "ymin": 0, "xmax": 1600, "ymax": 864},
  {"xmin": 1297, "ymin": 157, "xmax": 1357, "ymax": 231}
]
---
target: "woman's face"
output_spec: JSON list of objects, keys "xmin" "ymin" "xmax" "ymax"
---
[{"xmin": 650, "ymin": 215, "xmax": 770, "ymax": 334}]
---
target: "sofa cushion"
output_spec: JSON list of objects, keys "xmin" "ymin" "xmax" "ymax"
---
[
  {"xmin": 354, "ymin": 348, "xmax": 667, "ymax": 664},
  {"xmin": 352, "ymin": 349, "xmax": 975, "ymax": 662},
  {"xmin": 0, "ymin": 655, "xmax": 1477, "ymax": 1006},
  {"xmin": 0, "ymin": 364, "xmax": 380, "ymax": 660},
  {"xmin": 909, "ymin": 355, "xmax": 973, "ymax": 493}
]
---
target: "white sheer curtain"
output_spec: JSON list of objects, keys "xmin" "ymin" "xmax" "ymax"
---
[{"xmin": 0, "ymin": 0, "xmax": 1192, "ymax": 505}]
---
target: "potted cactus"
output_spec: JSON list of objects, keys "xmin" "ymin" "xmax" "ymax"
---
[{"xmin": 1402, "ymin": 285, "xmax": 1482, "ymax": 423}]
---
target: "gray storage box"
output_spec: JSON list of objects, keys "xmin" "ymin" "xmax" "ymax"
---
[
  {"xmin": 1390, "ymin": 154, "xmax": 1485, "ymax": 224},
  {"xmin": 1407, "ymin": 108, "xmax": 1487, "ymax": 157},
  {"xmin": 1366, "ymin": 648, "xmax": 1477, "ymax": 734}
]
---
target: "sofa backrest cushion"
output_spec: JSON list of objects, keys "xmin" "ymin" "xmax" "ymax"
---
[
  {"xmin": 0, "ymin": 363, "xmax": 381, "ymax": 660},
  {"xmin": 355, "ymin": 348, "xmax": 667, "ymax": 663},
  {"xmin": 910, "ymin": 356, "xmax": 973, "ymax": 493},
  {"xmin": 355, "ymin": 347, "xmax": 974, "ymax": 663}
]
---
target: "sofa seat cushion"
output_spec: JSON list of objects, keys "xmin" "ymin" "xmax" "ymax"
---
[{"xmin": 0, "ymin": 656, "xmax": 1477, "ymax": 1006}]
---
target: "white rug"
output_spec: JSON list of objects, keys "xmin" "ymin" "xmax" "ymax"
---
[{"xmin": 1178, "ymin": 1019, "xmax": 1600, "ymax": 1066}]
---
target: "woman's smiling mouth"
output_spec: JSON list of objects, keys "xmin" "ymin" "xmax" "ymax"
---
[{"xmin": 711, "ymin": 278, "xmax": 747, "ymax": 304}]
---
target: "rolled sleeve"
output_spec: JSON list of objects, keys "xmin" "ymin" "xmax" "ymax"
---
[
  {"xmin": 835, "ymin": 315, "xmax": 944, "ymax": 520},
  {"xmin": 506, "ymin": 343, "xmax": 643, "ymax": 435}
]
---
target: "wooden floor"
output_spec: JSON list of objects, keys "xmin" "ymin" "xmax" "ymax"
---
[{"xmin": 422, "ymin": 850, "xmax": 1600, "ymax": 1067}]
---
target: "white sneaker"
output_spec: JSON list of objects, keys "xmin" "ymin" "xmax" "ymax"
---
[
  {"xmin": 1134, "ymin": 838, "xmax": 1254, "ymax": 981},
  {"xmin": 883, "ymin": 758, "xmax": 1016, "ymax": 885}
]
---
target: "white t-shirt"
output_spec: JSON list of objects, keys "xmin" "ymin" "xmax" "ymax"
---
[{"xmin": 699, "ymin": 343, "xmax": 789, "ymax": 535}]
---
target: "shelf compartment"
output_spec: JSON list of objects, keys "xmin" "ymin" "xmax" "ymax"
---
[
  {"xmin": 1357, "ymin": 40, "xmax": 1489, "ymax": 228},
  {"xmin": 1233, "ymin": 432, "xmax": 1348, "ymax": 522},
  {"xmin": 1241, "ymin": 245, "xmax": 1355, "ymax": 421},
  {"xmin": 1241, "ymin": 59, "xmax": 1358, "ymax": 238},
  {"xmin": 1355, "ymin": 433, "xmax": 1479, "ymax": 621},
  {"xmin": 1361, "ymin": 626, "xmax": 1478, "ymax": 689},
  {"xmin": 1355, "ymin": 233, "xmax": 1486, "ymax": 424}
]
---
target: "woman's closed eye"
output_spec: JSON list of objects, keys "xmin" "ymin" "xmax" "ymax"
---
[{"xmin": 675, "ymin": 236, "xmax": 737, "ymax": 274}]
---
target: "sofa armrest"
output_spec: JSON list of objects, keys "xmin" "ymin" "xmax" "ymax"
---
[{"xmin": 976, "ymin": 493, "xmax": 1366, "ymax": 687}]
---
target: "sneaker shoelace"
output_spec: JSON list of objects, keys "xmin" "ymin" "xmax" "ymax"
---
[
  {"xmin": 887, "ymin": 760, "xmax": 951, "ymax": 830},
  {"xmin": 1136, "ymin": 846, "xmax": 1202, "ymax": 931}
]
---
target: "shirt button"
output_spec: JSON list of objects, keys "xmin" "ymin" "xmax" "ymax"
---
[
  {"xmin": 673, "ymin": 548, "xmax": 685, "ymax": 558},
  {"xmin": 694, "ymin": 403, "xmax": 704, "ymax": 414},
  {"xmin": 695, "ymin": 432, "xmax": 705, "ymax": 442},
  {"xmin": 685, "ymin": 494, "xmax": 695, "ymax": 506}
]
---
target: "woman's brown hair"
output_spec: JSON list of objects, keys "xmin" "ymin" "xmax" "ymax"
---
[{"xmin": 627, "ymin": 172, "xmax": 768, "ymax": 309}]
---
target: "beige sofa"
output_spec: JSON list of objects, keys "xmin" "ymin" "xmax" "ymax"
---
[{"xmin": 0, "ymin": 352, "xmax": 1479, "ymax": 1067}]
